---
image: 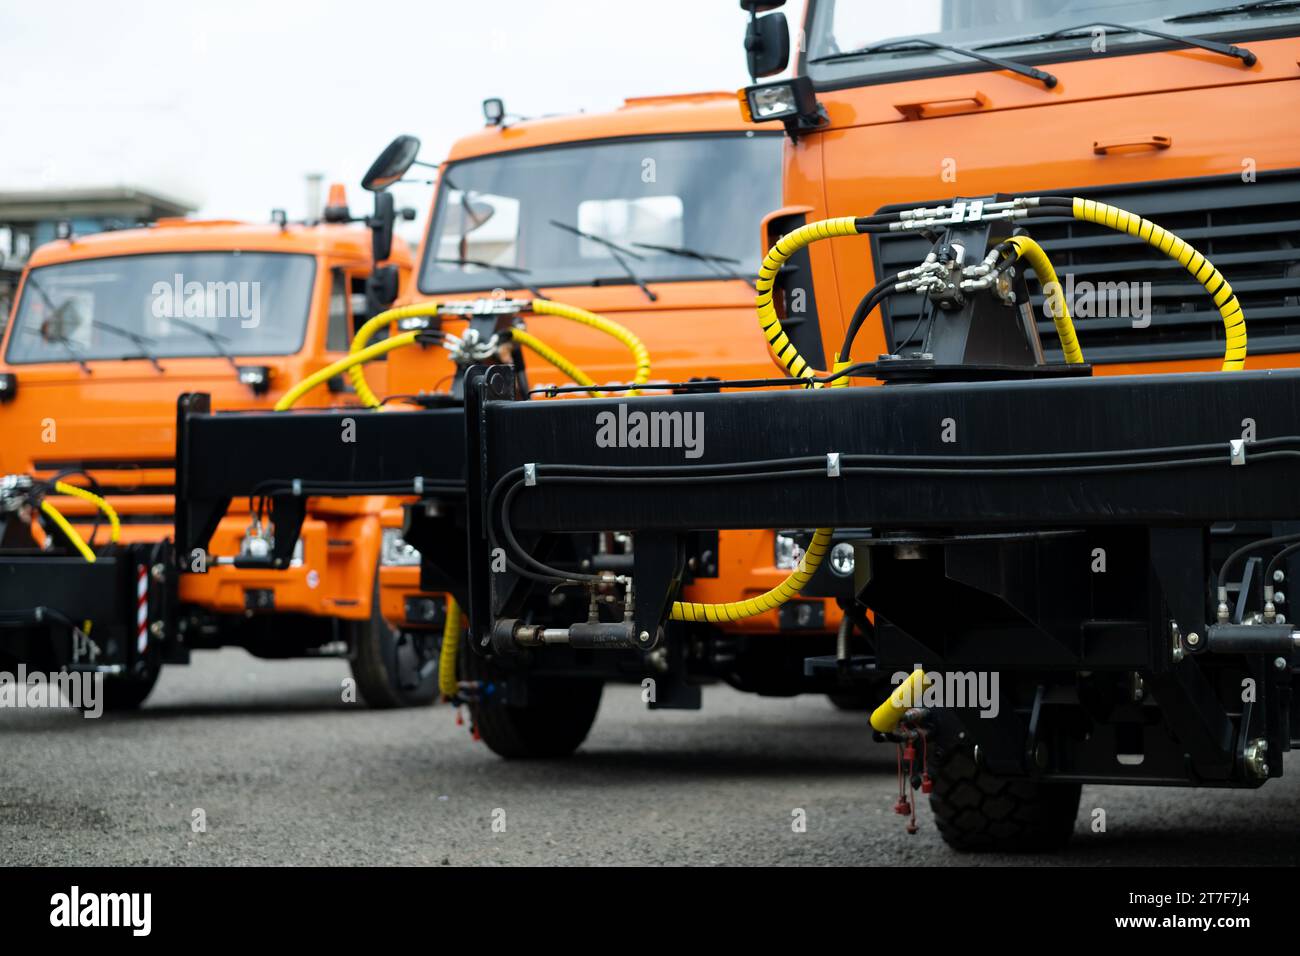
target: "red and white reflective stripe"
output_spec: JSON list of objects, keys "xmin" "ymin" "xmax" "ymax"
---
[{"xmin": 136, "ymin": 566, "xmax": 149, "ymax": 655}]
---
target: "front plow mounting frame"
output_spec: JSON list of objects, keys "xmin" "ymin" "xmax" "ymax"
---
[
  {"xmin": 174, "ymin": 392, "xmax": 470, "ymax": 601},
  {"xmin": 463, "ymin": 364, "xmax": 1300, "ymax": 787}
]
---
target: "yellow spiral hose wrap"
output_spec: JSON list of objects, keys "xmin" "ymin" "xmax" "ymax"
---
[
  {"xmin": 1071, "ymin": 198, "xmax": 1246, "ymax": 370},
  {"xmin": 671, "ymin": 527, "xmax": 833, "ymax": 623},
  {"xmin": 1003, "ymin": 235, "xmax": 1084, "ymax": 364},
  {"xmin": 438, "ymin": 597, "xmax": 462, "ymax": 700},
  {"xmin": 53, "ymin": 480, "xmax": 121, "ymax": 543},
  {"xmin": 509, "ymin": 328, "xmax": 604, "ymax": 396},
  {"xmin": 529, "ymin": 298, "xmax": 652, "ymax": 395},
  {"xmin": 275, "ymin": 331, "xmax": 420, "ymax": 411},
  {"xmin": 39, "ymin": 500, "xmax": 96, "ymax": 563},
  {"xmin": 755, "ymin": 217, "xmax": 858, "ymax": 382},
  {"xmin": 668, "ymin": 222, "xmax": 861, "ymax": 624},
  {"xmin": 348, "ymin": 303, "xmax": 443, "ymax": 407}
]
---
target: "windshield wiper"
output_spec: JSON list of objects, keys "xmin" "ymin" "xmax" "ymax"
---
[
  {"xmin": 809, "ymin": 38, "xmax": 1057, "ymax": 88},
  {"xmin": 1167, "ymin": 1, "xmax": 1300, "ymax": 22},
  {"xmin": 975, "ymin": 20, "xmax": 1256, "ymax": 65},
  {"xmin": 632, "ymin": 241, "xmax": 756, "ymax": 290},
  {"xmin": 20, "ymin": 275, "xmax": 93, "ymax": 373},
  {"xmin": 548, "ymin": 220, "xmax": 658, "ymax": 301},
  {"xmin": 162, "ymin": 316, "xmax": 240, "ymax": 372},
  {"xmin": 19, "ymin": 325, "xmax": 92, "ymax": 374},
  {"xmin": 432, "ymin": 257, "xmax": 546, "ymax": 299},
  {"xmin": 86, "ymin": 319, "xmax": 164, "ymax": 372}
]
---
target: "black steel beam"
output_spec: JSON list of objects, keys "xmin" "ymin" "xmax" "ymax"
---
[
  {"xmin": 174, "ymin": 392, "xmax": 467, "ymax": 558},
  {"xmin": 470, "ymin": 367, "xmax": 1300, "ymax": 533}
]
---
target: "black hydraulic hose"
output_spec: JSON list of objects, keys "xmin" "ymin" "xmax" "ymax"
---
[
  {"xmin": 498, "ymin": 479, "xmax": 602, "ymax": 584},
  {"xmin": 1265, "ymin": 541, "xmax": 1300, "ymax": 586},
  {"xmin": 488, "ymin": 440, "xmax": 1300, "ymax": 584},
  {"xmin": 1217, "ymin": 532, "xmax": 1300, "ymax": 590},
  {"xmin": 839, "ymin": 276, "xmax": 901, "ymax": 362}
]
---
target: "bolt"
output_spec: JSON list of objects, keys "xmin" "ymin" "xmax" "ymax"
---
[
  {"xmin": 1243, "ymin": 738, "xmax": 1270, "ymax": 779},
  {"xmin": 149, "ymin": 620, "xmax": 164, "ymax": 637},
  {"xmin": 1274, "ymin": 569, "xmax": 1286, "ymax": 584},
  {"xmin": 150, "ymin": 563, "xmax": 166, "ymax": 582},
  {"xmin": 639, "ymin": 631, "xmax": 651, "ymax": 644},
  {"xmin": 1276, "ymin": 657, "xmax": 1288, "ymax": 671},
  {"xmin": 1275, "ymin": 591, "xmax": 1286, "ymax": 605},
  {"xmin": 1186, "ymin": 631, "xmax": 1200, "ymax": 647}
]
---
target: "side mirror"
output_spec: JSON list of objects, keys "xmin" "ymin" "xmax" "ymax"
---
[
  {"xmin": 366, "ymin": 265, "xmax": 400, "ymax": 312},
  {"xmin": 361, "ymin": 134, "xmax": 422, "ymax": 192},
  {"xmin": 370, "ymin": 191, "xmax": 395, "ymax": 263},
  {"xmin": 745, "ymin": 11, "xmax": 790, "ymax": 79}
]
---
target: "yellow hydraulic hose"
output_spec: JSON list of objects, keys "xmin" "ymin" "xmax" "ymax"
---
[
  {"xmin": 348, "ymin": 303, "xmax": 443, "ymax": 407},
  {"xmin": 39, "ymin": 500, "xmax": 96, "ymax": 563},
  {"xmin": 529, "ymin": 298, "xmax": 652, "ymax": 395},
  {"xmin": 670, "ymin": 527, "xmax": 833, "ymax": 622},
  {"xmin": 346, "ymin": 299, "xmax": 649, "ymax": 404},
  {"xmin": 673, "ymin": 222, "xmax": 862, "ymax": 623},
  {"xmin": 52, "ymin": 480, "xmax": 121, "ymax": 543},
  {"xmin": 1068, "ymin": 197, "xmax": 1246, "ymax": 370},
  {"xmin": 509, "ymin": 328, "xmax": 604, "ymax": 396},
  {"xmin": 1003, "ymin": 235, "xmax": 1084, "ymax": 365},
  {"xmin": 275, "ymin": 331, "xmax": 420, "ymax": 411},
  {"xmin": 755, "ymin": 217, "xmax": 859, "ymax": 383},
  {"xmin": 438, "ymin": 597, "xmax": 462, "ymax": 701},
  {"xmin": 870, "ymin": 668, "xmax": 927, "ymax": 733}
]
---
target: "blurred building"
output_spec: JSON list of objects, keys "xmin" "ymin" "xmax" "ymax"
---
[{"xmin": 0, "ymin": 186, "xmax": 195, "ymax": 322}]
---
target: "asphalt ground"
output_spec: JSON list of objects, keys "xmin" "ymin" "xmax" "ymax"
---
[{"xmin": 2, "ymin": 648, "xmax": 1297, "ymax": 866}]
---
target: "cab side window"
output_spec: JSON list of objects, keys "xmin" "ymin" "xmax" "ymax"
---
[{"xmin": 326, "ymin": 268, "xmax": 351, "ymax": 352}]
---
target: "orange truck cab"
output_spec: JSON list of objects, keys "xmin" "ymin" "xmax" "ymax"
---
[
  {"xmin": 709, "ymin": 0, "xmax": 1300, "ymax": 847},
  {"xmin": 740, "ymin": 0, "xmax": 1299, "ymax": 377},
  {"xmin": 383, "ymin": 91, "xmax": 854, "ymax": 705},
  {"xmin": 0, "ymin": 201, "xmax": 435, "ymax": 709}
]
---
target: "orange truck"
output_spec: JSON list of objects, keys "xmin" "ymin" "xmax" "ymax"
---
[
  {"xmin": 390, "ymin": 90, "xmax": 855, "ymax": 701},
  {"xmin": 437, "ymin": 1, "xmax": 1300, "ymax": 851},
  {"xmin": 0, "ymin": 193, "xmax": 440, "ymax": 709},
  {"xmin": 163, "ymin": 93, "xmax": 867, "ymax": 758}
]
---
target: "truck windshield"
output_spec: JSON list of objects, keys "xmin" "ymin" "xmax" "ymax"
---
[
  {"xmin": 418, "ymin": 132, "xmax": 782, "ymax": 296},
  {"xmin": 5, "ymin": 252, "xmax": 316, "ymax": 365},
  {"xmin": 805, "ymin": 0, "xmax": 1300, "ymax": 84}
]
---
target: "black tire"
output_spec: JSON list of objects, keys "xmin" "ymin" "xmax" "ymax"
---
[
  {"xmin": 462, "ymin": 645, "xmax": 602, "ymax": 759},
  {"xmin": 349, "ymin": 586, "xmax": 438, "ymax": 709},
  {"xmin": 100, "ymin": 662, "xmax": 162, "ymax": 712},
  {"xmin": 929, "ymin": 745, "xmax": 1081, "ymax": 852}
]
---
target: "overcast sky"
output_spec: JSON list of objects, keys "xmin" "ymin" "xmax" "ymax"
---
[{"xmin": 0, "ymin": 0, "xmax": 806, "ymax": 238}]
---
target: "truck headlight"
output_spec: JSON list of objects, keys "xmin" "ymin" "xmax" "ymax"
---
[
  {"xmin": 741, "ymin": 77, "xmax": 821, "ymax": 127},
  {"xmin": 381, "ymin": 528, "xmax": 421, "ymax": 566},
  {"xmin": 829, "ymin": 542, "xmax": 855, "ymax": 578},
  {"xmin": 237, "ymin": 365, "xmax": 271, "ymax": 395}
]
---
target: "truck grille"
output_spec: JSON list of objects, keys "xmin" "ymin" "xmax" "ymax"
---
[
  {"xmin": 871, "ymin": 170, "xmax": 1300, "ymax": 364},
  {"xmin": 32, "ymin": 457, "xmax": 175, "ymax": 525}
]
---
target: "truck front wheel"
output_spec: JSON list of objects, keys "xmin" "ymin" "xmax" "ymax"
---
[
  {"xmin": 99, "ymin": 662, "xmax": 162, "ymax": 711},
  {"xmin": 929, "ymin": 745, "xmax": 1081, "ymax": 852},
  {"xmin": 349, "ymin": 586, "xmax": 438, "ymax": 708},
  {"xmin": 462, "ymin": 647, "xmax": 602, "ymax": 759}
]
